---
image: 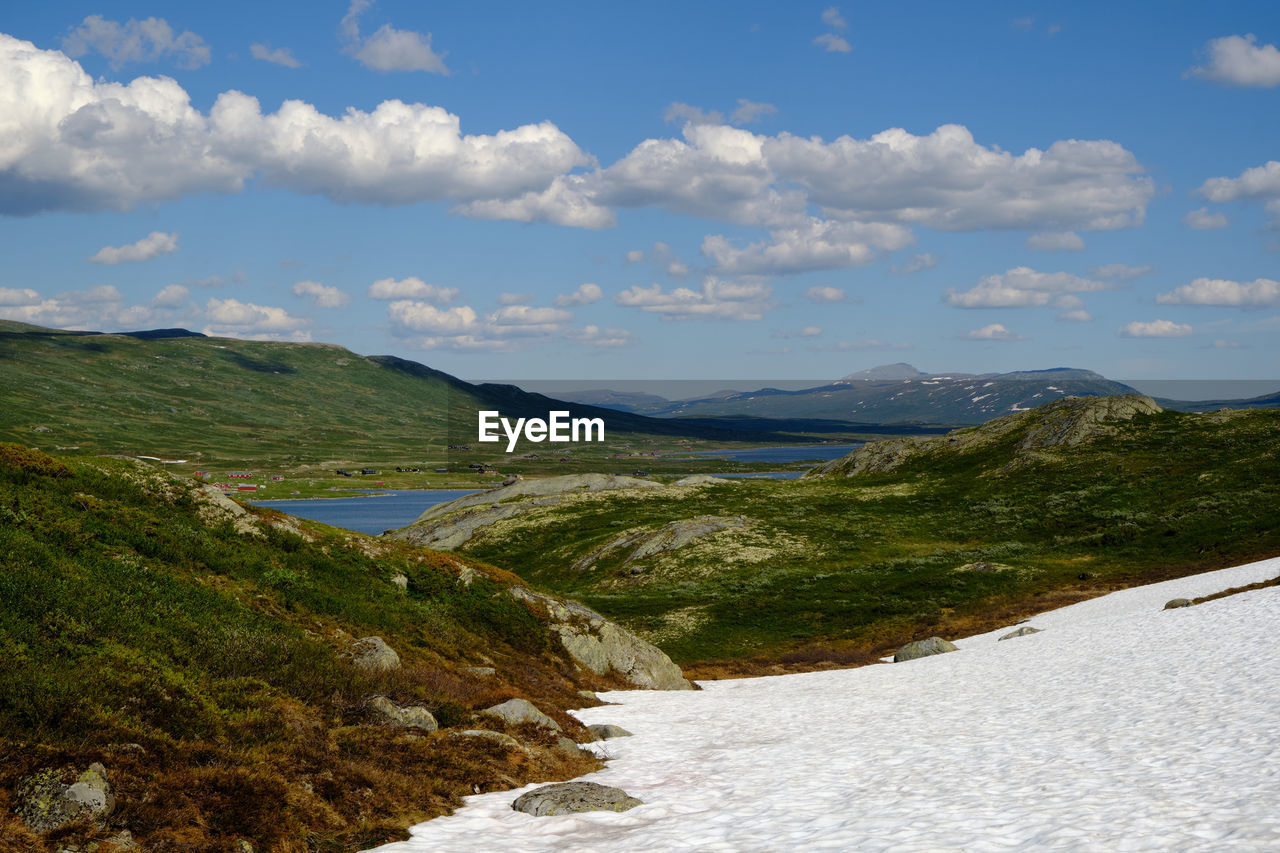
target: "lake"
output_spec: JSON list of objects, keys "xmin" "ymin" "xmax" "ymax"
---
[{"xmin": 250, "ymin": 489, "xmax": 479, "ymax": 535}]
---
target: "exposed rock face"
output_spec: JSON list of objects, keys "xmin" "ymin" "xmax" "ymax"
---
[
  {"xmin": 588, "ymin": 724, "xmax": 633, "ymax": 740},
  {"xmin": 955, "ymin": 561, "xmax": 1013, "ymax": 573},
  {"xmin": 894, "ymin": 636, "xmax": 959, "ymax": 662},
  {"xmin": 193, "ymin": 484, "xmax": 263, "ymax": 537},
  {"xmin": 482, "ymin": 698, "xmax": 561, "ymax": 731},
  {"xmin": 571, "ymin": 516, "xmax": 746, "ymax": 571},
  {"xmin": 511, "ymin": 781, "xmax": 643, "ymax": 817},
  {"xmin": 368, "ymin": 696, "xmax": 438, "ymax": 731},
  {"xmin": 805, "ymin": 394, "xmax": 1163, "ymax": 479},
  {"xmin": 18, "ymin": 763, "xmax": 114, "ymax": 832},
  {"xmin": 673, "ymin": 474, "xmax": 738, "ymax": 487},
  {"xmin": 1164, "ymin": 598, "xmax": 1193, "ymax": 610},
  {"xmin": 509, "ymin": 586, "xmax": 694, "ymax": 691},
  {"xmin": 998, "ymin": 626, "xmax": 1043, "ymax": 641},
  {"xmin": 345, "ymin": 636, "xmax": 401, "ymax": 672}
]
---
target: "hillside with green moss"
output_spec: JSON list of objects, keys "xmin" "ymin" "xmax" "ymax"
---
[
  {"xmin": 396, "ymin": 397, "xmax": 1280, "ymax": 672},
  {"xmin": 0, "ymin": 444, "xmax": 688, "ymax": 851}
]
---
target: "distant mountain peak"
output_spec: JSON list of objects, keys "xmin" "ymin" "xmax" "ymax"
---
[{"xmin": 839, "ymin": 363, "xmax": 925, "ymax": 382}]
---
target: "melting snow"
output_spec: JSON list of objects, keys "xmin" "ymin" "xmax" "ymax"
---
[{"xmin": 372, "ymin": 558, "xmax": 1280, "ymax": 853}]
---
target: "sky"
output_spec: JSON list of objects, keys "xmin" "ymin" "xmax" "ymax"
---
[{"xmin": 1, "ymin": 2, "xmax": 1279, "ymax": 381}]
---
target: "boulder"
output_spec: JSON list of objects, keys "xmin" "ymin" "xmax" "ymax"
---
[
  {"xmin": 511, "ymin": 781, "xmax": 643, "ymax": 817},
  {"xmin": 462, "ymin": 665, "xmax": 496, "ymax": 677},
  {"xmin": 390, "ymin": 573, "xmax": 409, "ymax": 591},
  {"xmin": 1164, "ymin": 598, "xmax": 1193, "ymax": 610},
  {"xmin": 894, "ymin": 636, "xmax": 959, "ymax": 662},
  {"xmin": 482, "ymin": 698, "xmax": 561, "ymax": 731},
  {"xmin": 998, "ymin": 626, "xmax": 1043, "ymax": 641},
  {"xmin": 17, "ymin": 763, "xmax": 114, "ymax": 832},
  {"xmin": 588, "ymin": 724, "xmax": 633, "ymax": 740},
  {"xmin": 345, "ymin": 636, "xmax": 401, "ymax": 672},
  {"xmin": 551, "ymin": 736, "xmax": 584, "ymax": 757},
  {"xmin": 368, "ymin": 696, "xmax": 438, "ymax": 731},
  {"xmin": 452, "ymin": 729, "xmax": 525, "ymax": 750}
]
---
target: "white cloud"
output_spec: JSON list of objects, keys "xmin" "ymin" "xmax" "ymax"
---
[
  {"xmin": 893, "ymin": 253, "xmax": 939, "ymax": 274},
  {"xmin": 554, "ymin": 282, "xmax": 603, "ymax": 307},
  {"xmin": 1026, "ymin": 230, "xmax": 1084, "ymax": 251},
  {"xmin": 61, "ymin": 15, "xmax": 211, "ymax": 70},
  {"xmin": 615, "ymin": 277, "xmax": 773, "ymax": 321},
  {"xmin": 0, "ymin": 287, "xmax": 41, "ymax": 306},
  {"xmin": 1187, "ymin": 34, "xmax": 1280, "ymax": 88},
  {"xmin": 250, "ymin": 43, "xmax": 301, "ymax": 68},
  {"xmin": 89, "ymin": 231, "xmax": 179, "ymax": 264},
  {"xmin": 565, "ymin": 325, "xmax": 636, "ymax": 348},
  {"xmin": 203, "ymin": 297, "xmax": 309, "ymax": 339},
  {"xmin": 1181, "ymin": 206, "xmax": 1228, "ymax": 230},
  {"xmin": 456, "ymin": 174, "xmax": 615, "ymax": 229},
  {"xmin": 945, "ymin": 266, "xmax": 1113, "ymax": 308},
  {"xmin": 388, "ymin": 302, "xmax": 478, "ymax": 335},
  {"xmin": 497, "ymin": 292, "xmax": 534, "ymax": 305},
  {"xmin": 1198, "ymin": 161, "xmax": 1280, "ymax": 228},
  {"xmin": 822, "ymin": 7, "xmax": 848, "ymax": 30},
  {"xmin": 1119, "ymin": 319, "xmax": 1193, "ymax": 338},
  {"xmin": 387, "ymin": 299, "xmax": 573, "ymax": 351},
  {"xmin": 1057, "ymin": 309, "xmax": 1094, "ymax": 323},
  {"xmin": 0, "ymin": 285, "xmax": 155, "ymax": 331},
  {"xmin": 703, "ymin": 218, "xmax": 913, "ymax": 275},
  {"xmin": 966, "ymin": 323, "xmax": 1025, "ymax": 341},
  {"xmin": 367, "ymin": 277, "xmax": 458, "ymax": 302},
  {"xmin": 291, "ymin": 280, "xmax": 350, "ymax": 308},
  {"xmin": 814, "ymin": 33, "xmax": 853, "ymax": 53},
  {"xmin": 340, "ymin": 0, "xmax": 448, "ymax": 74},
  {"xmin": 804, "ymin": 285, "xmax": 846, "ymax": 304},
  {"xmin": 152, "ymin": 284, "xmax": 189, "ymax": 308},
  {"xmin": 1089, "ymin": 264, "xmax": 1153, "ymax": 281},
  {"xmin": 730, "ymin": 99, "xmax": 777, "ymax": 125},
  {"xmin": 1156, "ymin": 277, "xmax": 1280, "ymax": 307},
  {"xmin": 624, "ymin": 249, "xmax": 645, "ymax": 263},
  {"xmin": 665, "ymin": 102, "xmax": 724, "ymax": 126}
]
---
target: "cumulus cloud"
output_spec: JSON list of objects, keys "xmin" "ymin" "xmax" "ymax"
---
[
  {"xmin": 203, "ymin": 297, "xmax": 309, "ymax": 339},
  {"xmin": 703, "ymin": 218, "xmax": 913, "ymax": 275},
  {"xmin": 89, "ymin": 231, "xmax": 179, "ymax": 264},
  {"xmin": 1119, "ymin": 319, "xmax": 1193, "ymax": 338},
  {"xmin": 1057, "ymin": 309, "xmax": 1094, "ymax": 323},
  {"xmin": 813, "ymin": 33, "xmax": 853, "ymax": 53},
  {"xmin": 340, "ymin": 0, "xmax": 448, "ymax": 74},
  {"xmin": 366, "ymin": 277, "xmax": 458, "ymax": 302},
  {"xmin": 1183, "ymin": 207, "xmax": 1229, "ymax": 230},
  {"xmin": 292, "ymin": 280, "xmax": 350, "ymax": 308},
  {"xmin": 455, "ymin": 174, "xmax": 615, "ymax": 229},
  {"xmin": 945, "ymin": 266, "xmax": 1114, "ymax": 308},
  {"xmin": 1026, "ymin": 231, "xmax": 1084, "ymax": 251},
  {"xmin": 615, "ymin": 277, "xmax": 773, "ymax": 321},
  {"xmin": 554, "ymin": 282, "xmax": 603, "ymax": 307},
  {"xmin": 1187, "ymin": 34, "xmax": 1280, "ymax": 87},
  {"xmin": 0, "ymin": 285, "xmax": 153, "ymax": 331},
  {"xmin": 387, "ymin": 300, "xmax": 573, "ymax": 351},
  {"xmin": 1197, "ymin": 161, "xmax": 1280, "ymax": 227},
  {"xmin": 565, "ymin": 325, "xmax": 636, "ymax": 348},
  {"xmin": 966, "ymin": 323, "xmax": 1025, "ymax": 341},
  {"xmin": 61, "ymin": 15, "xmax": 211, "ymax": 70},
  {"xmin": 250, "ymin": 43, "xmax": 301, "ymax": 68},
  {"xmin": 1089, "ymin": 263, "xmax": 1154, "ymax": 281},
  {"xmin": 822, "ymin": 7, "xmax": 848, "ymax": 30},
  {"xmin": 151, "ymin": 284, "xmax": 189, "ymax": 308},
  {"xmin": 804, "ymin": 285, "xmax": 846, "ymax": 304},
  {"xmin": 624, "ymin": 249, "xmax": 645, "ymax": 263},
  {"xmin": 651, "ymin": 242, "xmax": 690, "ymax": 278},
  {"xmin": 497, "ymin": 292, "xmax": 534, "ymax": 305},
  {"xmin": 0, "ymin": 287, "xmax": 41, "ymax": 306},
  {"xmin": 730, "ymin": 99, "xmax": 777, "ymax": 125},
  {"xmin": 1156, "ymin": 277, "xmax": 1280, "ymax": 307},
  {"xmin": 892, "ymin": 253, "xmax": 939, "ymax": 274}
]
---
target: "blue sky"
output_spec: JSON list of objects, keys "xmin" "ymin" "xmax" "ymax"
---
[{"xmin": 1, "ymin": 1, "xmax": 1278, "ymax": 381}]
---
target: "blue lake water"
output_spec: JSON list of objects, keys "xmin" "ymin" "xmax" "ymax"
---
[
  {"xmin": 677, "ymin": 444, "xmax": 859, "ymax": 463},
  {"xmin": 250, "ymin": 489, "xmax": 478, "ymax": 535}
]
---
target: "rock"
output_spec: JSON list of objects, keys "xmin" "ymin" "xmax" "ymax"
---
[
  {"xmin": 955, "ymin": 561, "xmax": 1012, "ymax": 573},
  {"xmin": 453, "ymin": 729, "xmax": 525, "ymax": 750},
  {"xmin": 577, "ymin": 690, "xmax": 597, "ymax": 700},
  {"xmin": 1164, "ymin": 598, "xmax": 1193, "ymax": 610},
  {"xmin": 368, "ymin": 696, "xmax": 438, "ymax": 731},
  {"xmin": 588, "ymin": 724, "xmax": 633, "ymax": 740},
  {"xmin": 106, "ymin": 831, "xmax": 139, "ymax": 851},
  {"xmin": 998, "ymin": 626, "xmax": 1043, "ymax": 641},
  {"xmin": 17, "ymin": 764, "xmax": 114, "ymax": 832},
  {"xmin": 345, "ymin": 636, "xmax": 401, "ymax": 671},
  {"xmin": 462, "ymin": 665, "xmax": 496, "ymax": 677},
  {"xmin": 390, "ymin": 573, "xmax": 408, "ymax": 591},
  {"xmin": 511, "ymin": 781, "xmax": 643, "ymax": 817},
  {"xmin": 673, "ymin": 474, "xmax": 737, "ymax": 487},
  {"xmin": 551, "ymin": 736, "xmax": 583, "ymax": 757},
  {"xmin": 571, "ymin": 516, "xmax": 746, "ymax": 571},
  {"xmin": 894, "ymin": 636, "xmax": 959, "ymax": 662},
  {"xmin": 482, "ymin": 698, "xmax": 561, "ymax": 731}
]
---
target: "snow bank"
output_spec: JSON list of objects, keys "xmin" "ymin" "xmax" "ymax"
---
[{"xmin": 371, "ymin": 558, "xmax": 1280, "ymax": 852}]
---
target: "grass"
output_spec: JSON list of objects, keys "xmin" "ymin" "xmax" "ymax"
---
[{"xmin": 0, "ymin": 443, "xmax": 621, "ymax": 851}]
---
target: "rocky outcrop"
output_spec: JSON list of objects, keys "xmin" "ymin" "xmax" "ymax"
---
[
  {"xmin": 571, "ymin": 516, "xmax": 746, "ymax": 571},
  {"xmin": 673, "ymin": 474, "xmax": 738, "ymax": 487},
  {"xmin": 509, "ymin": 586, "xmax": 694, "ymax": 690},
  {"xmin": 894, "ymin": 636, "xmax": 959, "ymax": 662},
  {"xmin": 588, "ymin": 724, "xmax": 633, "ymax": 740},
  {"xmin": 1164, "ymin": 598, "xmax": 1193, "ymax": 610},
  {"xmin": 17, "ymin": 763, "xmax": 114, "ymax": 832},
  {"xmin": 511, "ymin": 781, "xmax": 643, "ymax": 816},
  {"xmin": 955, "ymin": 561, "xmax": 1013, "ymax": 573},
  {"xmin": 368, "ymin": 696, "xmax": 438, "ymax": 731},
  {"xmin": 998, "ymin": 626, "xmax": 1043, "ymax": 641},
  {"xmin": 482, "ymin": 698, "xmax": 561, "ymax": 731},
  {"xmin": 805, "ymin": 394, "xmax": 1163, "ymax": 479},
  {"xmin": 344, "ymin": 636, "xmax": 401, "ymax": 672}
]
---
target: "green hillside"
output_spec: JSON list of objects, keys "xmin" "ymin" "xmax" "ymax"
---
[{"xmin": 394, "ymin": 397, "xmax": 1280, "ymax": 671}]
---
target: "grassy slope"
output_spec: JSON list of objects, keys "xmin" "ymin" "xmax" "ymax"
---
[
  {"xmin": 0, "ymin": 444, "xmax": 623, "ymax": 852},
  {"xmin": 447, "ymin": 407, "xmax": 1280, "ymax": 668}
]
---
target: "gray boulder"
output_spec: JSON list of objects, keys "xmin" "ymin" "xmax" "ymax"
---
[
  {"xmin": 18, "ymin": 763, "xmax": 114, "ymax": 832},
  {"xmin": 368, "ymin": 696, "xmax": 438, "ymax": 731},
  {"xmin": 1164, "ymin": 598, "xmax": 1193, "ymax": 610},
  {"xmin": 462, "ymin": 665, "xmax": 496, "ymax": 677},
  {"xmin": 998, "ymin": 626, "xmax": 1043, "ymax": 641},
  {"xmin": 482, "ymin": 698, "xmax": 561, "ymax": 731},
  {"xmin": 894, "ymin": 636, "xmax": 959, "ymax": 662},
  {"xmin": 511, "ymin": 781, "xmax": 643, "ymax": 816},
  {"xmin": 452, "ymin": 729, "xmax": 525, "ymax": 750},
  {"xmin": 588, "ymin": 724, "xmax": 633, "ymax": 740},
  {"xmin": 346, "ymin": 636, "xmax": 401, "ymax": 672}
]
